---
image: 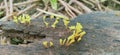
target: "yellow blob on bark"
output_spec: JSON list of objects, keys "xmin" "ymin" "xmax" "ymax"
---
[
  {"xmin": 49, "ymin": 41, "xmax": 53, "ymax": 47},
  {"xmin": 59, "ymin": 39, "xmax": 63, "ymax": 46},
  {"xmin": 42, "ymin": 41, "xmax": 48, "ymax": 48}
]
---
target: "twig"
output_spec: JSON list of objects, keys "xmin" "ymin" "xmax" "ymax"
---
[
  {"xmin": 89, "ymin": 0, "xmax": 95, "ymax": 3},
  {"xmin": 0, "ymin": 2, "xmax": 4, "ymax": 6},
  {"xmin": 58, "ymin": 0, "xmax": 82, "ymax": 14},
  {"xmin": 31, "ymin": 9, "xmax": 46, "ymax": 18},
  {"xmin": 32, "ymin": 6, "xmax": 48, "ymax": 19},
  {"xmin": 101, "ymin": 4, "xmax": 112, "ymax": 11},
  {"xmin": 65, "ymin": 8, "xmax": 74, "ymax": 18},
  {"xmin": 0, "ymin": 4, "xmax": 36, "ymax": 21},
  {"xmin": 95, "ymin": 0, "xmax": 102, "ymax": 11},
  {"xmin": 4, "ymin": 0, "xmax": 9, "ymax": 16},
  {"xmin": 67, "ymin": 3, "xmax": 82, "ymax": 14},
  {"xmin": 112, "ymin": 0, "xmax": 120, "ymax": 5},
  {"xmin": 0, "ymin": 14, "xmax": 13, "ymax": 21},
  {"xmin": 89, "ymin": 0, "xmax": 103, "ymax": 11},
  {"xmin": 17, "ymin": 4, "xmax": 36, "ymax": 15},
  {"xmin": 77, "ymin": 6, "xmax": 84, "ymax": 12},
  {"xmin": 58, "ymin": 0, "xmax": 76, "ymax": 18},
  {"xmin": 14, "ymin": 0, "xmax": 38, "ymax": 6},
  {"xmin": 82, "ymin": 0, "xmax": 95, "ymax": 8},
  {"xmin": 36, "ymin": 8, "xmax": 69, "ymax": 19},
  {"xmin": 72, "ymin": 0, "xmax": 92, "ymax": 13},
  {"xmin": 0, "ymin": 0, "xmax": 38, "ymax": 9},
  {"xmin": 13, "ymin": 7, "xmax": 20, "ymax": 12},
  {"xmin": 9, "ymin": 0, "xmax": 13, "ymax": 14},
  {"xmin": 58, "ymin": 0, "xmax": 73, "ymax": 11}
]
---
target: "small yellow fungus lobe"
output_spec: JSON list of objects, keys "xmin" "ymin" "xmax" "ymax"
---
[
  {"xmin": 43, "ymin": 16, "xmax": 46, "ymax": 19},
  {"xmin": 77, "ymin": 37, "xmax": 81, "ymax": 42},
  {"xmin": 79, "ymin": 31, "xmax": 86, "ymax": 38},
  {"xmin": 58, "ymin": 22, "xmax": 86, "ymax": 47},
  {"xmin": 59, "ymin": 39, "xmax": 63, "ymax": 46},
  {"xmin": 66, "ymin": 39, "xmax": 75, "ymax": 46},
  {"xmin": 63, "ymin": 19, "xmax": 70, "ymax": 28},
  {"xmin": 50, "ymin": 15, "xmax": 54, "ymax": 20},
  {"xmin": 63, "ymin": 39, "xmax": 66, "ymax": 45},
  {"xmin": 42, "ymin": 41, "xmax": 54, "ymax": 48},
  {"xmin": 67, "ymin": 31, "xmax": 75, "ymax": 41},
  {"xmin": 49, "ymin": 41, "xmax": 54, "ymax": 47},
  {"xmin": 13, "ymin": 16, "xmax": 18, "ymax": 24},
  {"xmin": 13, "ymin": 14, "xmax": 31, "ymax": 24},
  {"xmin": 69, "ymin": 26, "xmax": 75, "ymax": 30},
  {"xmin": 25, "ymin": 14, "xmax": 31, "ymax": 24},
  {"xmin": 18, "ymin": 15, "xmax": 22, "ymax": 21},
  {"xmin": 75, "ymin": 22, "xmax": 83, "ymax": 34},
  {"xmin": 44, "ymin": 22, "xmax": 49, "ymax": 28},
  {"xmin": 42, "ymin": 41, "xmax": 48, "ymax": 48},
  {"xmin": 59, "ymin": 38, "xmax": 75, "ymax": 46},
  {"xmin": 51, "ymin": 17, "xmax": 59, "ymax": 28},
  {"xmin": 20, "ymin": 14, "xmax": 26, "ymax": 24},
  {"xmin": 56, "ymin": 17, "xmax": 60, "ymax": 20},
  {"xmin": 0, "ymin": 37, "xmax": 7, "ymax": 45},
  {"xmin": 76, "ymin": 31, "xmax": 86, "ymax": 42},
  {"xmin": 43, "ymin": 16, "xmax": 49, "ymax": 28}
]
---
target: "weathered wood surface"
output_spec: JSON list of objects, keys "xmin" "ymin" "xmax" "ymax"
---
[{"xmin": 0, "ymin": 11, "xmax": 120, "ymax": 55}]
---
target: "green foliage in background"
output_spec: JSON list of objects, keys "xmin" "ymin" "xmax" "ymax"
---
[
  {"xmin": 0, "ymin": 11, "xmax": 3, "ymax": 16},
  {"xmin": 42, "ymin": 0, "xmax": 58, "ymax": 10},
  {"xmin": 50, "ymin": 0, "xmax": 57, "ymax": 10}
]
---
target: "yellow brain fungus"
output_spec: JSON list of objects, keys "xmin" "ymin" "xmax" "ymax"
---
[
  {"xmin": 77, "ymin": 31, "xmax": 86, "ymax": 42},
  {"xmin": 59, "ymin": 38, "xmax": 63, "ymax": 46},
  {"xmin": 59, "ymin": 38, "xmax": 67, "ymax": 46},
  {"xmin": 21, "ymin": 14, "xmax": 26, "ymax": 24},
  {"xmin": 59, "ymin": 22, "xmax": 86, "ymax": 47},
  {"xmin": 66, "ymin": 31, "xmax": 75, "ymax": 46},
  {"xmin": 25, "ymin": 14, "xmax": 31, "ymax": 24},
  {"xmin": 50, "ymin": 15, "xmax": 54, "ymax": 20},
  {"xmin": 56, "ymin": 17, "xmax": 60, "ymax": 20},
  {"xmin": 69, "ymin": 26, "xmax": 75, "ymax": 30},
  {"xmin": 43, "ymin": 16, "xmax": 49, "ymax": 28},
  {"xmin": 63, "ymin": 39, "xmax": 66, "ymax": 45},
  {"xmin": 59, "ymin": 38, "xmax": 75, "ymax": 46},
  {"xmin": 66, "ymin": 39, "xmax": 75, "ymax": 46},
  {"xmin": 49, "ymin": 41, "xmax": 54, "ymax": 47},
  {"xmin": 18, "ymin": 15, "xmax": 22, "ymax": 21},
  {"xmin": 42, "ymin": 41, "xmax": 54, "ymax": 48},
  {"xmin": 75, "ymin": 22, "xmax": 83, "ymax": 34},
  {"xmin": 42, "ymin": 41, "xmax": 48, "ymax": 48},
  {"xmin": 43, "ymin": 15, "xmax": 71, "ymax": 29},
  {"xmin": 13, "ymin": 16, "xmax": 18, "ymax": 24},
  {"xmin": 43, "ymin": 15, "xmax": 46, "ymax": 19},
  {"xmin": 51, "ymin": 17, "xmax": 59, "ymax": 28},
  {"xmin": 63, "ymin": 19, "xmax": 70, "ymax": 28},
  {"xmin": 43, "ymin": 15, "xmax": 59, "ymax": 28},
  {"xmin": 42, "ymin": 15, "xmax": 86, "ymax": 47},
  {"xmin": 67, "ymin": 31, "xmax": 76, "ymax": 41},
  {"xmin": 13, "ymin": 14, "xmax": 31, "ymax": 24}
]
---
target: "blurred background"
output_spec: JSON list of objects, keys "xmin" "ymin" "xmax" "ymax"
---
[{"xmin": 0, "ymin": 0, "xmax": 120, "ymax": 21}]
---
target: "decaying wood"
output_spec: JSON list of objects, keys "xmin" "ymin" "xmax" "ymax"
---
[{"xmin": 0, "ymin": 0, "xmax": 118, "ymax": 21}]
